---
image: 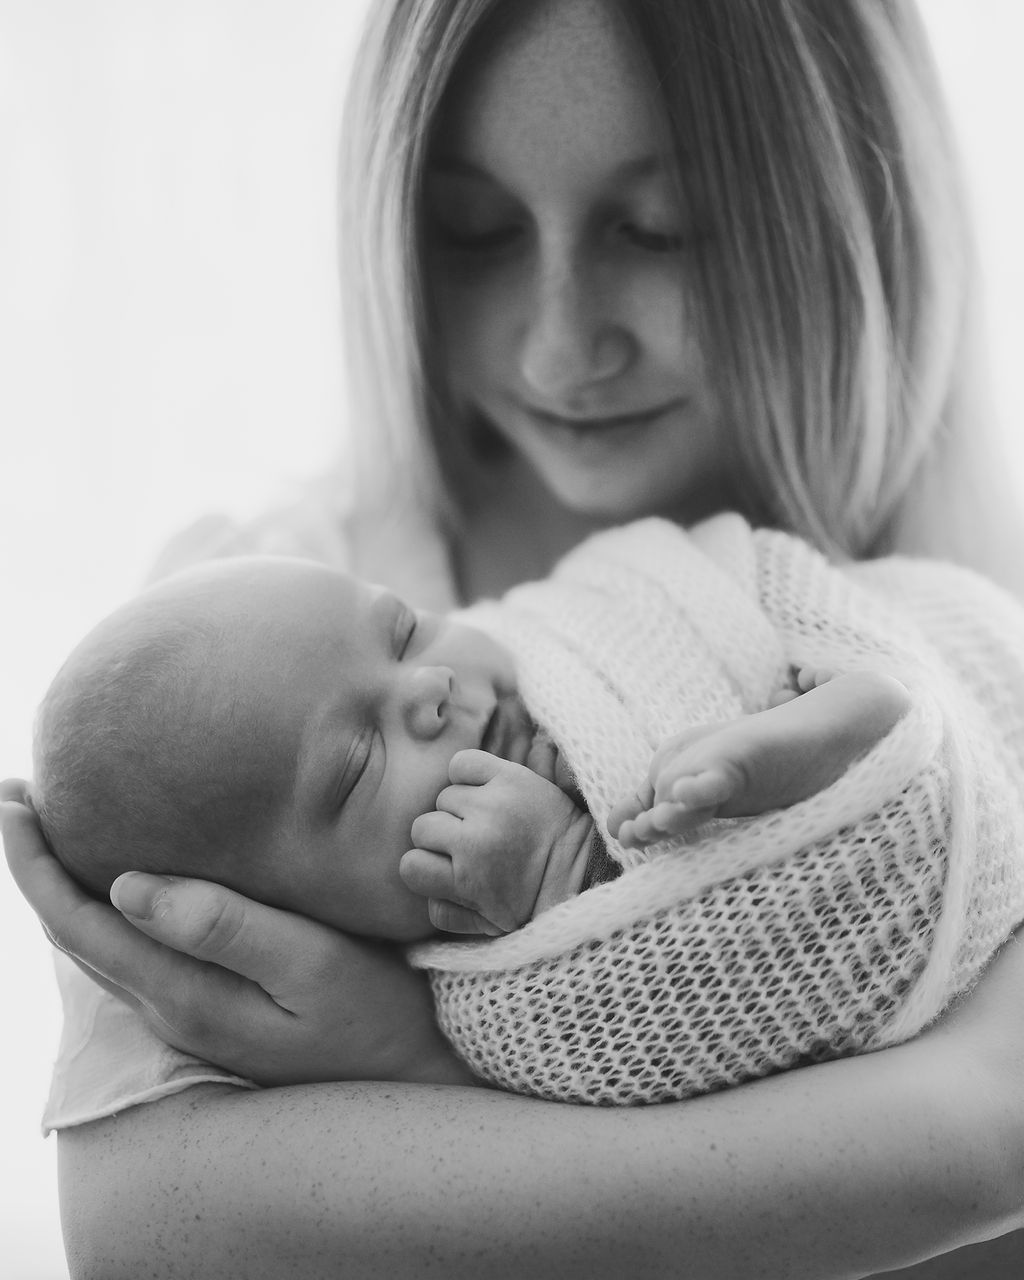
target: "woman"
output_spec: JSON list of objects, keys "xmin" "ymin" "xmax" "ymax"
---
[{"xmin": 5, "ymin": 1, "xmax": 1024, "ymax": 1275}]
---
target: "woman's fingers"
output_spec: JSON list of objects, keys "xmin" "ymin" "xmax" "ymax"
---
[
  {"xmin": 3, "ymin": 787, "xmax": 450, "ymax": 1085},
  {"xmin": 6, "ymin": 798, "xmax": 285, "ymax": 1015},
  {"xmin": 1, "ymin": 796, "xmax": 245, "ymax": 1033},
  {"xmin": 0, "ymin": 795, "xmax": 136, "ymax": 1004},
  {"xmin": 109, "ymin": 873, "xmax": 341, "ymax": 1001},
  {"xmin": 3, "ymin": 796, "xmax": 148, "ymax": 984}
]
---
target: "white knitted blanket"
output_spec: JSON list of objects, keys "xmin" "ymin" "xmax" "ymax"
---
[{"xmin": 408, "ymin": 516, "xmax": 1024, "ymax": 1105}]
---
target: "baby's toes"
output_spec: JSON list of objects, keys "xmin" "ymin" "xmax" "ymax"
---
[
  {"xmin": 647, "ymin": 800, "xmax": 703, "ymax": 839},
  {"xmin": 618, "ymin": 802, "xmax": 695, "ymax": 848},
  {"xmin": 795, "ymin": 666, "xmax": 835, "ymax": 692},
  {"xmin": 668, "ymin": 766, "xmax": 737, "ymax": 813}
]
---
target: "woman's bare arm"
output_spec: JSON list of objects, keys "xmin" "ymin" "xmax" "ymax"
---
[
  {"xmin": 58, "ymin": 979, "xmax": 1024, "ymax": 1280},
  {"xmin": 6, "ymin": 782, "xmax": 1024, "ymax": 1278}
]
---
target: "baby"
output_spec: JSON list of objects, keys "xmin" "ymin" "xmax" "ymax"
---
[
  {"xmin": 32, "ymin": 550, "xmax": 901, "ymax": 944},
  {"xmin": 32, "ymin": 516, "xmax": 1024, "ymax": 1104}
]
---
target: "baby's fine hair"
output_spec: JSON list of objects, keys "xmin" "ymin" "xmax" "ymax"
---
[{"xmin": 32, "ymin": 592, "xmax": 271, "ymax": 901}]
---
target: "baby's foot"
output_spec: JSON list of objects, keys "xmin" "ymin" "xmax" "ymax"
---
[
  {"xmin": 611, "ymin": 671, "xmax": 911, "ymax": 849},
  {"xmin": 767, "ymin": 665, "xmax": 836, "ymax": 707}
]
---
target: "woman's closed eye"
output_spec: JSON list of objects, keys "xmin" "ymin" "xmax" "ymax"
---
[
  {"xmin": 431, "ymin": 216, "xmax": 701, "ymax": 258},
  {"xmin": 618, "ymin": 221, "xmax": 687, "ymax": 253},
  {"xmin": 430, "ymin": 219, "xmax": 524, "ymax": 255}
]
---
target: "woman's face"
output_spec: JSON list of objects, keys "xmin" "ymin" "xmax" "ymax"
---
[{"xmin": 426, "ymin": 0, "xmax": 731, "ymax": 524}]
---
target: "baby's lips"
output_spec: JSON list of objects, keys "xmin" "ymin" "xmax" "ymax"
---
[
  {"xmin": 479, "ymin": 693, "xmax": 535, "ymax": 766},
  {"xmin": 479, "ymin": 702, "xmax": 501, "ymax": 755}
]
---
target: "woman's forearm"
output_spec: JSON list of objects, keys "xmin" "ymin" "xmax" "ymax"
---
[{"xmin": 59, "ymin": 1035, "xmax": 1024, "ymax": 1280}]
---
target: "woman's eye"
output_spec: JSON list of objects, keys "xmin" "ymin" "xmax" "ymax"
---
[
  {"xmin": 619, "ymin": 222, "xmax": 687, "ymax": 253},
  {"xmin": 430, "ymin": 221, "xmax": 524, "ymax": 254}
]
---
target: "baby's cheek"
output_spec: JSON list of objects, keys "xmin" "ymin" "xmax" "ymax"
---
[{"xmin": 407, "ymin": 765, "xmax": 450, "ymax": 838}]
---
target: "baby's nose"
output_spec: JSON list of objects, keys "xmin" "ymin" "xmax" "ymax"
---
[{"xmin": 404, "ymin": 665, "xmax": 456, "ymax": 739}]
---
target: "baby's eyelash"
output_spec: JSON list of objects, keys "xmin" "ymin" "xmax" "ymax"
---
[
  {"xmin": 398, "ymin": 608, "xmax": 418, "ymax": 657},
  {"xmin": 335, "ymin": 727, "xmax": 373, "ymax": 813}
]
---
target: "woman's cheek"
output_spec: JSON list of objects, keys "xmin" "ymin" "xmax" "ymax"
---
[{"xmin": 432, "ymin": 268, "xmax": 520, "ymax": 393}]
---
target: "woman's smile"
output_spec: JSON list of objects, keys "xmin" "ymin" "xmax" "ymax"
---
[
  {"xmin": 521, "ymin": 397, "xmax": 688, "ymax": 434},
  {"xmin": 427, "ymin": 0, "xmax": 726, "ymax": 524}
]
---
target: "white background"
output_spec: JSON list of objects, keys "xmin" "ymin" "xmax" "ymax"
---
[{"xmin": 1, "ymin": 3, "xmax": 1021, "ymax": 1276}]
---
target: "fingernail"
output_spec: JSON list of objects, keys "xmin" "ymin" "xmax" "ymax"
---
[{"xmin": 110, "ymin": 872, "xmax": 177, "ymax": 919}]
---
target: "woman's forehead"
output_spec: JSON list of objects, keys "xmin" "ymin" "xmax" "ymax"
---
[{"xmin": 433, "ymin": 0, "xmax": 666, "ymax": 179}]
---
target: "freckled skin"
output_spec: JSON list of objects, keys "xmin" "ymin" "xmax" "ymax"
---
[
  {"xmin": 427, "ymin": 0, "xmax": 734, "ymax": 526},
  {"xmin": 36, "ymin": 1, "xmax": 1024, "ymax": 1275}
]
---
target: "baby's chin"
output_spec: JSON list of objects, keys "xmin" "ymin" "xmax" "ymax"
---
[{"xmin": 479, "ymin": 691, "xmax": 536, "ymax": 766}]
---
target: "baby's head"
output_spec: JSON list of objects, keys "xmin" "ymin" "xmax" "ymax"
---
[{"xmin": 33, "ymin": 557, "xmax": 530, "ymax": 941}]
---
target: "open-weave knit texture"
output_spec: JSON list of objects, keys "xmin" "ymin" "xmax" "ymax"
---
[{"xmin": 408, "ymin": 516, "xmax": 1024, "ymax": 1105}]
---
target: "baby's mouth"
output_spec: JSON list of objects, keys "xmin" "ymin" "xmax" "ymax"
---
[{"xmin": 480, "ymin": 694, "xmax": 535, "ymax": 766}]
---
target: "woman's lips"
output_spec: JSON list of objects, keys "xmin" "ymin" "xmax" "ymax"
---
[{"xmin": 523, "ymin": 399, "xmax": 684, "ymax": 433}]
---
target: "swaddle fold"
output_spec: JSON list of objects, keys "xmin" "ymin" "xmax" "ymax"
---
[{"xmin": 410, "ymin": 517, "xmax": 1024, "ymax": 1104}]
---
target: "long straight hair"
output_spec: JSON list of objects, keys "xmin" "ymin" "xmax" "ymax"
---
[{"xmin": 338, "ymin": 0, "xmax": 1016, "ymax": 575}]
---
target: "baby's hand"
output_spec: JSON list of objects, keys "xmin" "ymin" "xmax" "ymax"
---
[{"xmin": 400, "ymin": 749, "xmax": 594, "ymax": 936}]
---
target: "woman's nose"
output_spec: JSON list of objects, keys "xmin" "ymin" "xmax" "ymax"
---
[
  {"xmin": 402, "ymin": 665, "xmax": 456, "ymax": 740},
  {"xmin": 519, "ymin": 254, "xmax": 634, "ymax": 400}
]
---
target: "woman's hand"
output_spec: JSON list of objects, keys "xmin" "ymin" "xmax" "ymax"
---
[{"xmin": 1, "ymin": 778, "xmax": 471, "ymax": 1088}]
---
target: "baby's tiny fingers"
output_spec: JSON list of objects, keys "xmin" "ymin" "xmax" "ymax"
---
[
  {"xmin": 448, "ymin": 749, "xmax": 506, "ymax": 786},
  {"xmin": 409, "ymin": 809, "xmax": 462, "ymax": 852},
  {"xmin": 400, "ymin": 847, "xmax": 457, "ymax": 902},
  {"xmin": 428, "ymin": 900, "xmax": 504, "ymax": 936}
]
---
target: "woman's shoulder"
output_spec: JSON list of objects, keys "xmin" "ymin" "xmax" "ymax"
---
[
  {"xmin": 147, "ymin": 466, "xmax": 460, "ymax": 610},
  {"xmin": 147, "ymin": 469, "xmax": 359, "ymax": 582}
]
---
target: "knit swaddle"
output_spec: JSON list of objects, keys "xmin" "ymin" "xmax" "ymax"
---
[{"xmin": 408, "ymin": 516, "xmax": 1024, "ymax": 1104}]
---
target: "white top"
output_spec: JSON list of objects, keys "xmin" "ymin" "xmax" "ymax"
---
[{"xmin": 44, "ymin": 472, "xmax": 457, "ymax": 1133}]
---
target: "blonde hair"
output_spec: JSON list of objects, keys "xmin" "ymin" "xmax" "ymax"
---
[{"xmin": 338, "ymin": 0, "xmax": 1019, "ymax": 580}]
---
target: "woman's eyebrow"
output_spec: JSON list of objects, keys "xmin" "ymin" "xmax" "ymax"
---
[{"xmin": 427, "ymin": 154, "xmax": 669, "ymax": 183}]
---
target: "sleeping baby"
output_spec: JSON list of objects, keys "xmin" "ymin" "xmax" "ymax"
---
[{"xmin": 32, "ymin": 515, "xmax": 1024, "ymax": 1104}]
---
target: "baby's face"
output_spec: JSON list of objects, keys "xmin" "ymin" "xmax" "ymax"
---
[{"xmin": 210, "ymin": 560, "xmax": 532, "ymax": 941}]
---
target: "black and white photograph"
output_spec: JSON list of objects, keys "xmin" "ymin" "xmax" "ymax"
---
[{"xmin": 3, "ymin": 3, "xmax": 1024, "ymax": 1277}]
